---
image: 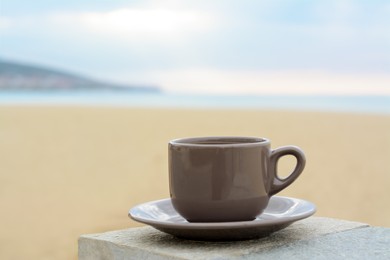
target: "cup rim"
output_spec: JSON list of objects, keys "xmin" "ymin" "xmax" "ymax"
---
[{"xmin": 169, "ymin": 136, "xmax": 270, "ymax": 147}]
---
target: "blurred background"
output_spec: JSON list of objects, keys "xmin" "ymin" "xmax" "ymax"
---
[
  {"xmin": 1, "ymin": 0, "xmax": 390, "ymax": 95},
  {"xmin": 0, "ymin": 0, "xmax": 389, "ymax": 259}
]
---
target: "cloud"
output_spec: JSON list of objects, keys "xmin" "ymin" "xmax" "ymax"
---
[
  {"xmin": 0, "ymin": 6, "xmax": 218, "ymax": 41},
  {"xmin": 86, "ymin": 9, "xmax": 212, "ymax": 34},
  {"xmin": 113, "ymin": 68, "xmax": 390, "ymax": 95},
  {"xmin": 44, "ymin": 8, "xmax": 218, "ymax": 42},
  {"xmin": 0, "ymin": 17, "xmax": 12, "ymax": 30}
]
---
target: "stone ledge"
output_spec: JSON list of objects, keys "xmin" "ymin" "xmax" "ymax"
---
[
  {"xmin": 78, "ymin": 217, "xmax": 389, "ymax": 260},
  {"xmin": 257, "ymin": 227, "xmax": 390, "ymax": 260}
]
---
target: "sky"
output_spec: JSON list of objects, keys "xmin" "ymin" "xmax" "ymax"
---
[{"xmin": 1, "ymin": 0, "xmax": 390, "ymax": 95}]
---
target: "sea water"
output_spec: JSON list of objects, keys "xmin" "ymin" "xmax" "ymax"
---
[{"xmin": 0, "ymin": 91, "xmax": 389, "ymax": 114}]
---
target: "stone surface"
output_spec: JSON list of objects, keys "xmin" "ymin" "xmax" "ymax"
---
[
  {"xmin": 78, "ymin": 217, "xmax": 390, "ymax": 260},
  {"xmin": 255, "ymin": 227, "xmax": 390, "ymax": 260}
]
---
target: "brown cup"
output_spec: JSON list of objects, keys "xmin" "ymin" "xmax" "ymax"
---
[{"xmin": 168, "ymin": 136, "xmax": 306, "ymax": 222}]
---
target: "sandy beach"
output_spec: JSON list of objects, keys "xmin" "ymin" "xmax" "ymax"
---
[{"xmin": 1, "ymin": 106, "xmax": 389, "ymax": 259}]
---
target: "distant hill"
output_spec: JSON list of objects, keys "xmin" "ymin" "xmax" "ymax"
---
[{"xmin": 0, "ymin": 60, "xmax": 160, "ymax": 92}]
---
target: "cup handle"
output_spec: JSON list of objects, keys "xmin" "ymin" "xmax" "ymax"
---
[{"xmin": 269, "ymin": 146, "xmax": 306, "ymax": 196}]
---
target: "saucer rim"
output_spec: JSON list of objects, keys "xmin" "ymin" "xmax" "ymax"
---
[{"xmin": 129, "ymin": 196, "xmax": 316, "ymax": 230}]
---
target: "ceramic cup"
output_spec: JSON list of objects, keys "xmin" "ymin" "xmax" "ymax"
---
[{"xmin": 168, "ymin": 136, "xmax": 306, "ymax": 222}]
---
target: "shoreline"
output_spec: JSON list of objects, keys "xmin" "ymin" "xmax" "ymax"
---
[{"xmin": 1, "ymin": 92, "xmax": 390, "ymax": 114}]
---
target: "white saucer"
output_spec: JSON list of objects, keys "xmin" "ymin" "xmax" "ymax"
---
[{"xmin": 129, "ymin": 196, "xmax": 316, "ymax": 241}]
